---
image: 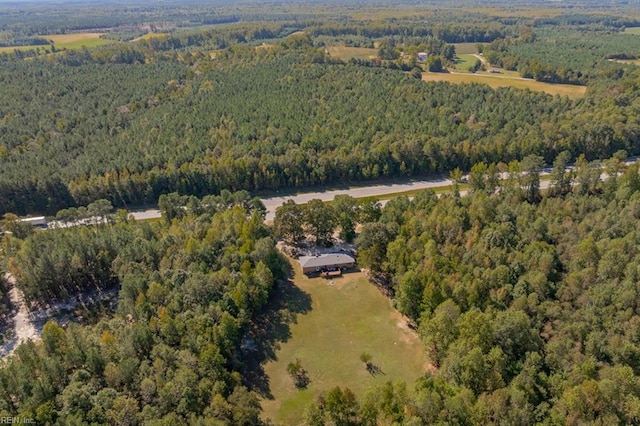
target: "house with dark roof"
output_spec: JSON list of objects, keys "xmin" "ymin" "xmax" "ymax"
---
[{"xmin": 298, "ymin": 253, "xmax": 356, "ymax": 275}]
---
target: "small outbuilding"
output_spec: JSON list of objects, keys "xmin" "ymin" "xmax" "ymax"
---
[
  {"xmin": 299, "ymin": 253, "xmax": 356, "ymax": 275},
  {"xmin": 417, "ymin": 52, "xmax": 429, "ymax": 62}
]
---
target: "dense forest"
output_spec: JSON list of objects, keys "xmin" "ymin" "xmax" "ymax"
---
[
  {"xmin": 1, "ymin": 38, "xmax": 639, "ymax": 216},
  {"xmin": 0, "ymin": 192, "xmax": 287, "ymax": 424},
  {"xmin": 3, "ymin": 0, "xmax": 640, "ymax": 424},
  {"xmin": 317, "ymin": 155, "xmax": 640, "ymax": 424},
  {"xmin": 0, "ymin": 1, "xmax": 638, "ymax": 216}
]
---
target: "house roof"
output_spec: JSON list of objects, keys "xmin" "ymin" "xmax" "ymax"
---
[{"xmin": 299, "ymin": 253, "xmax": 355, "ymax": 269}]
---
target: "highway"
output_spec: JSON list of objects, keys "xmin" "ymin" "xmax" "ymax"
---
[{"xmin": 58, "ymin": 156, "xmax": 639, "ymax": 224}]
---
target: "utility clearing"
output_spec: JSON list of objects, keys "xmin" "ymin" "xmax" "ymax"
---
[{"xmin": 249, "ymin": 261, "xmax": 429, "ymax": 424}]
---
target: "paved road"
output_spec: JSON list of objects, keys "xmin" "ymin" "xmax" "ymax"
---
[
  {"xmin": 72, "ymin": 156, "xmax": 640, "ymax": 223},
  {"xmin": 126, "ymin": 175, "xmax": 454, "ymax": 222}
]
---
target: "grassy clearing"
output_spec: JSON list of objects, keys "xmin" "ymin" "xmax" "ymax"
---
[
  {"xmin": 0, "ymin": 33, "xmax": 112, "ymax": 53},
  {"xmin": 131, "ymin": 32, "xmax": 169, "ymax": 42},
  {"xmin": 254, "ymin": 263, "xmax": 429, "ymax": 424},
  {"xmin": 423, "ymin": 71, "xmax": 587, "ymax": 98},
  {"xmin": 0, "ymin": 45, "xmax": 40, "ymax": 53},
  {"xmin": 453, "ymin": 54, "xmax": 480, "ymax": 71},
  {"xmin": 624, "ymin": 27, "xmax": 640, "ymax": 35},
  {"xmin": 47, "ymin": 33, "xmax": 111, "ymax": 49},
  {"xmin": 326, "ymin": 46, "xmax": 378, "ymax": 61},
  {"xmin": 453, "ymin": 42, "xmax": 480, "ymax": 54}
]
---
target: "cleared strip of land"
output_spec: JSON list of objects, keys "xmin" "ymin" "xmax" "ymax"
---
[{"xmin": 422, "ymin": 71, "xmax": 587, "ymax": 98}]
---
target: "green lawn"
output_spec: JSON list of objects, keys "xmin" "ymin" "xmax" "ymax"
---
[
  {"xmin": 453, "ymin": 53, "xmax": 480, "ymax": 72},
  {"xmin": 252, "ymin": 261, "xmax": 429, "ymax": 424}
]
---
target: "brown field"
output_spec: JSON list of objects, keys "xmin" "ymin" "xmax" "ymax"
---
[
  {"xmin": 46, "ymin": 33, "xmax": 105, "ymax": 44},
  {"xmin": 422, "ymin": 71, "xmax": 587, "ymax": 98},
  {"xmin": 326, "ymin": 45, "xmax": 378, "ymax": 61}
]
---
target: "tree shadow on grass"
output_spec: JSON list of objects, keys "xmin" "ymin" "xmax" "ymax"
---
[
  {"xmin": 242, "ymin": 277, "xmax": 312, "ymax": 399},
  {"xmin": 366, "ymin": 363, "xmax": 385, "ymax": 376}
]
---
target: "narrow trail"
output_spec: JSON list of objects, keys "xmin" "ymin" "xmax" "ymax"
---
[
  {"xmin": 472, "ymin": 53, "xmax": 489, "ymax": 68},
  {"xmin": 0, "ymin": 273, "xmax": 39, "ymax": 359}
]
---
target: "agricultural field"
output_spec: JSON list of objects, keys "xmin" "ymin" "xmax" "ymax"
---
[
  {"xmin": 256, "ymin": 262, "xmax": 429, "ymax": 424},
  {"xmin": 624, "ymin": 27, "xmax": 640, "ymax": 34},
  {"xmin": 46, "ymin": 33, "xmax": 111, "ymax": 49},
  {"xmin": 325, "ymin": 45, "xmax": 378, "ymax": 61},
  {"xmin": 131, "ymin": 32, "xmax": 169, "ymax": 42},
  {"xmin": 452, "ymin": 42, "xmax": 480, "ymax": 54},
  {"xmin": 423, "ymin": 71, "xmax": 587, "ymax": 98},
  {"xmin": 0, "ymin": 45, "xmax": 41, "ymax": 53},
  {"xmin": 0, "ymin": 32, "xmax": 112, "ymax": 53}
]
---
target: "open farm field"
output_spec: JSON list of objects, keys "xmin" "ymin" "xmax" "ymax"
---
[
  {"xmin": 256, "ymin": 262, "xmax": 429, "ymax": 424},
  {"xmin": 46, "ymin": 33, "xmax": 111, "ymax": 49},
  {"xmin": 0, "ymin": 45, "xmax": 40, "ymax": 53},
  {"xmin": 453, "ymin": 42, "xmax": 480, "ymax": 54},
  {"xmin": 0, "ymin": 32, "xmax": 112, "ymax": 52},
  {"xmin": 326, "ymin": 45, "xmax": 377, "ymax": 61},
  {"xmin": 624, "ymin": 27, "xmax": 640, "ymax": 34},
  {"xmin": 131, "ymin": 32, "xmax": 169, "ymax": 42},
  {"xmin": 423, "ymin": 71, "xmax": 587, "ymax": 98}
]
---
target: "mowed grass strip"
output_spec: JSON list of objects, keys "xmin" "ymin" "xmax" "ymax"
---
[
  {"xmin": 326, "ymin": 45, "xmax": 378, "ymax": 61},
  {"xmin": 623, "ymin": 27, "xmax": 640, "ymax": 34},
  {"xmin": 423, "ymin": 71, "xmax": 587, "ymax": 98},
  {"xmin": 259, "ymin": 261, "xmax": 429, "ymax": 424}
]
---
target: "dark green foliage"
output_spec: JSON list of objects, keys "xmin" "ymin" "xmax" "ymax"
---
[
  {"xmin": 352, "ymin": 155, "xmax": 640, "ymax": 424},
  {"xmin": 3, "ymin": 32, "xmax": 640, "ymax": 216},
  {"xmin": 427, "ymin": 55, "xmax": 443, "ymax": 72},
  {"xmin": 0, "ymin": 193, "xmax": 284, "ymax": 423}
]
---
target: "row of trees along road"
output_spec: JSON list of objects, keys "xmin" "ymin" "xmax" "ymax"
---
[{"xmin": 273, "ymin": 195, "xmax": 382, "ymax": 245}]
